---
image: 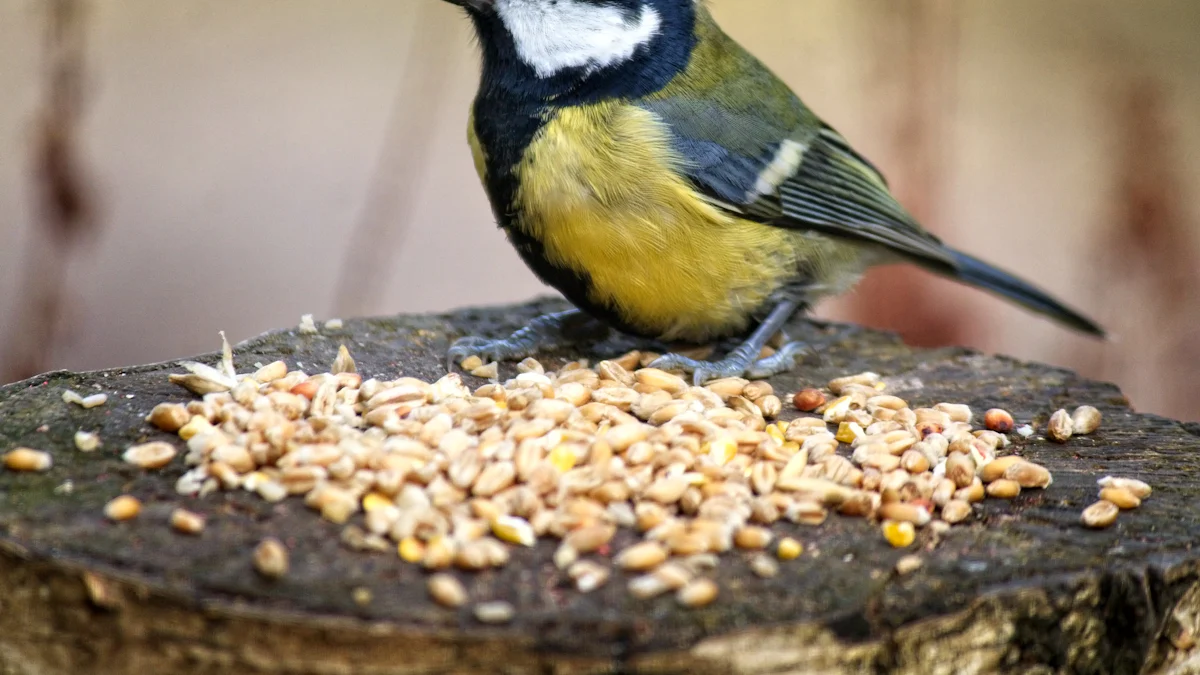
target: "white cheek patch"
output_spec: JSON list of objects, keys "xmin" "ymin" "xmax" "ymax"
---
[{"xmin": 495, "ymin": 0, "xmax": 663, "ymax": 78}]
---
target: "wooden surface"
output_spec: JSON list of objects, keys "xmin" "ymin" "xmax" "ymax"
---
[{"xmin": 1, "ymin": 299, "xmax": 1198, "ymax": 675}]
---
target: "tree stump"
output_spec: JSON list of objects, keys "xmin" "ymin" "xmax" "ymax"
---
[{"xmin": 1, "ymin": 299, "xmax": 1198, "ymax": 675}]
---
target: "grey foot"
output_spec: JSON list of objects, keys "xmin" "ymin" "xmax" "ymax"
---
[
  {"xmin": 651, "ymin": 340, "xmax": 807, "ymax": 385},
  {"xmin": 447, "ymin": 309, "xmax": 606, "ymax": 369}
]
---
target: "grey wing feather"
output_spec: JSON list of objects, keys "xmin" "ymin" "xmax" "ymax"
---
[
  {"xmin": 639, "ymin": 96, "xmax": 957, "ymax": 271},
  {"xmin": 776, "ymin": 127, "xmax": 956, "ymax": 269}
]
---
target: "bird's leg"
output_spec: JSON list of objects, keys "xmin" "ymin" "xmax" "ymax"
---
[
  {"xmin": 650, "ymin": 299, "xmax": 807, "ymax": 385},
  {"xmin": 447, "ymin": 309, "xmax": 609, "ymax": 369}
]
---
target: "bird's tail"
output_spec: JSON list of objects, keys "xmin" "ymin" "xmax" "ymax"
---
[{"xmin": 943, "ymin": 249, "xmax": 1105, "ymax": 337}]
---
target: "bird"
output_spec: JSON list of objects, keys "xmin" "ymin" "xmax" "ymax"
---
[{"xmin": 440, "ymin": 0, "xmax": 1104, "ymax": 384}]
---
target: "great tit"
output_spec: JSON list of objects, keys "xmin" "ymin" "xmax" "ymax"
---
[{"xmin": 441, "ymin": 0, "xmax": 1104, "ymax": 383}]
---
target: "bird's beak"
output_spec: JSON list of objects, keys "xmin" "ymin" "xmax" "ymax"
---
[{"xmin": 443, "ymin": 0, "xmax": 493, "ymax": 9}]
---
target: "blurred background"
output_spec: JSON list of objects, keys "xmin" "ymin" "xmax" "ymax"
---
[{"xmin": 1, "ymin": 0, "xmax": 1198, "ymax": 421}]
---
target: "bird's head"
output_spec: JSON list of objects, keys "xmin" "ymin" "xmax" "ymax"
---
[{"xmin": 443, "ymin": 0, "xmax": 699, "ymax": 101}]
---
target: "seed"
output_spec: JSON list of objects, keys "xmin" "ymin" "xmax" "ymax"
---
[
  {"xmin": 828, "ymin": 372, "xmax": 879, "ymax": 395},
  {"xmin": 362, "ymin": 492, "xmax": 394, "ymax": 513},
  {"xmin": 74, "ymin": 431, "xmax": 101, "ymax": 452},
  {"xmin": 65, "ymin": 389, "xmax": 108, "ymax": 408},
  {"xmin": 1003, "ymin": 461, "xmax": 1052, "ymax": 489},
  {"xmin": 882, "ymin": 520, "xmax": 916, "ymax": 547},
  {"xmin": 738, "ymin": 380, "xmax": 771, "ymax": 401},
  {"xmin": 605, "ymin": 423, "xmax": 649, "ymax": 451},
  {"xmin": 470, "ymin": 362, "xmax": 499, "ymax": 379},
  {"xmin": 940, "ymin": 499, "xmax": 972, "ymax": 524},
  {"xmin": 1071, "ymin": 406, "xmax": 1102, "ymax": 435},
  {"xmin": 473, "ymin": 600, "xmax": 516, "ymax": 624},
  {"xmin": 1099, "ymin": 487, "xmax": 1140, "ymax": 510},
  {"xmin": 635, "ymin": 368, "xmax": 688, "ymax": 395},
  {"xmin": 104, "ymin": 495, "xmax": 141, "ymax": 521},
  {"xmin": 290, "ymin": 380, "xmax": 319, "ymax": 400},
  {"xmin": 459, "ymin": 355, "xmax": 484, "ymax": 371},
  {"xmin": 296, "ymin": 313, "xmax": 319, "ymax": 334},
  {"xmin": 750, "ymin": 554, "xmax": 779, "ymax": 578},
  {"xmin": 259, "ymin": 480, "xmax": 289, "ymax": 506},
  {"xmin": 428, "ymin": 573, "xmax": 468, "ymax": 608},
  {"xmin": 665, "ymin": 529, "xmax": 710, "ymax": 556},
  {"xmin": 899, "ymin": 449, "xmax": 929, "ymax": 474},
  {"xmin": 473, "ymin": 461, "xmax": 516, "ymax": 497},
  {"xmin": 330, "ymin": 344, "xmax": 357, "ymax": 375},
  {"xmin": 774, "ymin": 537, "xmax": 803, "ymax": 560},
  {"xmin": 422, "ymin": 537, "xmax": 456, "ymax": 570},
  {"xmin": 398, "ymin": 537, "xmax": 425, "ymax": 563},
  {"xmin": 548, "ymin": 444, "xmax": 579, "ymax": 473},
  {"xmin": 822, "ymin": 395, "xmax": 854, "ymax": 423},
  {"xmin": 756, "ymin": 395, "xmax": 782, "ymax": 418},
  {"xmin": 676, "ymin": 579, "xmax": 719, "ymax": 608},
  {"xmin": 1097, "ymin": 476, "xmax": 1151, "ymax": 499},
  {"xmin": 211, "ymin": 444, "xmax": 255, "ymax": 473},
  {"xmin": 974, "ymin": 410, "xmax": 1012, "ymax": 436},
  {"xmin": 253, "ymin": 538, "xmax": 289, "ymax": 578},
  {"xmin": 122, "ymin": 442, "xmax": 177, "ymax": 470},
  {"xmin": 860, "ymin": 453, "xmax": 901, "ymax": 472},
  {"xmin": 792, "ymin": 388, "xmax": 826, "ymax": 412},
  {"xmin": 147, "ymin": 403, "xmax": 191, "ymax": 432},
  {"xmin": 734, "ymin": 526, "xmax": 773, "ymax": 550},
  {"xmin": 568, "ymin": 561, "xmax": 611, "ymax": 593},
  {"xmin": 644, "ymin": 476, "xmax": 689, "ymax": 505},
  {"xmin": 1081, "ymin": 500, "xmax": 1119, "ymax": 529},
  {"xmin": 955, "ymin": 475, "xmax": 984, "ymax": 502},
  {"xmin": 705, "ymin": 436, "xmax": 738, "ymax": 466},
  {"xmin": 1047, "ymin": 409, "xmax": 1073, "ymax": 443},
  {"xmin": 985, "ymin": 479, "xmax": 1021, "ymax": 499},
  {"xmin": 253, "ymin": 361, "xmax": 288, "ymax": 383},
  {"xmin": 777, "ymin": 477, "xmax": 854, "ymax": 506},
  {"xmin": 170, "ymin": 508, "xmax": 206, "ymax": 534},
  {"xmin": 628, "ymin": 574, "xmax": 673, "ymax": 599},
  {"xmin": 878, "ymin": 502, "xmax": 931, "ymax": 526},
  {"xmin": 785, "ymin": 500, "xmax": 826, "ymax": 526},
  {"xmin": 4, "ymin": 447, "xmax": 53, "ymax": 472},
  {"xmin": 491, "ymin": 515, "xmax": 536, "ymax": 547},
  {"xmin": 946, "ymin": 453, "xmax": 975, "ymax": 489},
  {"xmin": 834, "ymin": 421, "xmax": 861, "ymax": 444},
  {"xmin": 177, "ymin": 415, "xmax": 213, "ymax": 441},
  {"xmin": 750, "ymin": 462, "xmax": 777, "ymax": 495},
  {"xmin": 455, "ymin": 541, "xmax": 492, "ymax": 571},
  {"xmin": 973, "ymin": 430, "xmax": 1009, "ymax": 451},
  {"xmin": 616, "ymin": 541, "xmax": 669, "ymax": 571},
  {"xmin": 706, "ymin": 377, "xmax": 748, "ymax": 399},
  {"xmin": 649, "ymin": 562, "xmax": 693, "ymax": 591},
  {"xmin": 930, "ymin": 403, "xmax": 969, "ymax": 423},
  {"xmin": 979, "ymin": 456, "xmax": 1025, "ymax": 483},
  {"xmin": 565, "ymin": 524, "xmax": 616, "ymax": 553}
]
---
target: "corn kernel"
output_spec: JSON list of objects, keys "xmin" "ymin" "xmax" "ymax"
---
[
  {"xmin": 766, "ymin": 425, "xmax": 785, "ymax": 445},
  {"xmin": 398, "ymin": 536, "xmax": 425, "ymax": 563},
  {"xmin": 707, "ymin": 436, "xmax": 737, "ymax": 465},
  {"xmin": 492, "ymin": 515, "xmax": 536, "ymax": 547},
  {"xmin": 835, "ymin": 421, "xmax": 863, "ymax": 444},
  {"xmin": 177, "ymin": 415, "xmax": 212, "ymax": 441},
  {"xmin": 548, "ymin": 444, "xmax": 577, "ymax": 473},
  {"xmin": 882, "ymin": 520, "xmax": 916, "ymax": 548},
  {"xmin": 362, "ymin": 492, "xmax": 393, "ymax": 513},
  {"xmin": 776, "ymin": 537, "xmax": 803, "ymax": 560}
]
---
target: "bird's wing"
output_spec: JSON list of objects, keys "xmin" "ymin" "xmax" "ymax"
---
[{"xmin": 638, "ymin": 94, "xmax": 957, "ymax": 270}]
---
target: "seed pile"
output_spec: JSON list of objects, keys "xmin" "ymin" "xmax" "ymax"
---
[{"xmin": 115, "ymin": 332, "xmax": 1146, "ymax": 611}]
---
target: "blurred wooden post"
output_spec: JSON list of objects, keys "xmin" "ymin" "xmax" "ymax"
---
[{"xmin": 3, "ymin": 0, "xmax": 99, "ymax": 383}]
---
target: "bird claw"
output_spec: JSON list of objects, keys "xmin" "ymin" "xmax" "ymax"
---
[
  {"xmin": 446, "ymin": 335, "xmax": 535, "ymax": 371},
  {"xmin": 650, "ymin": 340, "xmax": 807, "ymax": 385},
  {"xmin": 446, "ymin": 309, "xmax": 595, "ymax": 371}
]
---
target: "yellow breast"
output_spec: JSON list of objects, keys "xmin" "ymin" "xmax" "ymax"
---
[{"xmin": 512, "ymin": 103, "xmax": 798, "ymax": 342}]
